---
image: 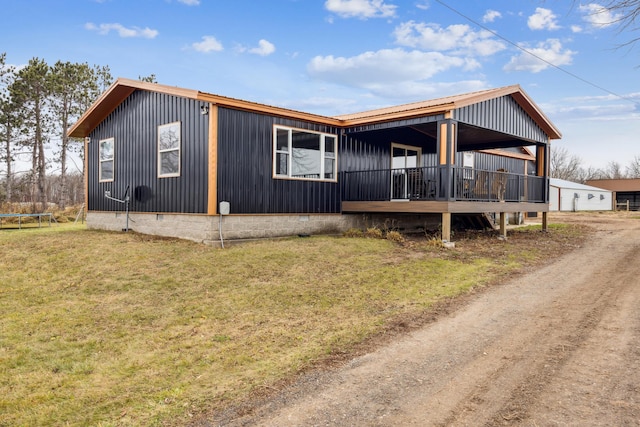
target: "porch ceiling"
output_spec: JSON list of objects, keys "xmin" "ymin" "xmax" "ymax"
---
[{"xmin": 347, "ymin": 122, "xmax": 531, "ymax": 153}]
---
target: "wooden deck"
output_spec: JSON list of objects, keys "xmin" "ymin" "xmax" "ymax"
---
[{"xmin": 341, "ymin": 200, "xmax": 548, "ymax": 214}]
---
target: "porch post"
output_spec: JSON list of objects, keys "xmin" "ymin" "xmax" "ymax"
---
[
  {"xmin": 437, "ymin": 118, "xmax": 458, "ymax": 201},
  {"xmin": 499, "ymin": 212, "xmax": 507, "ymax": 239},
  {"xmin": 538, "ymin": 142, "xmax": 550, "ymax": 232},
  {"xmin": 537, "ymin": 143, "xmax": 550, "ymax": 203},
  {"xmin": 441, "ymin": 212, "xmax": 451, "ymax": 242}
]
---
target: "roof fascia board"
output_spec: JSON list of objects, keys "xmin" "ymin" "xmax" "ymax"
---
[
  {"xmin": 509, "ymin": 91, "xmax": 562, "ymax": 140},
  {"xmin": 68, "ymin": 78, "xmax": 200, "ymax": 138},
  {"xmin": 339, "ymin": 104, "xmax": 455, "ymax": 127},
  {"xmin": 196, "ymin": 93, "xmax": 343, "ymax": 127},
  {"xmin": 69, "ymin": 79, "xmax": 561, "ymax": 142},
  {"xmin": 450, "ymin": 85, "xmax": 520, "ymax": 109},
  {"xmin": 453, "ymin": 85, "xmax": 562, "ymax": 140}
]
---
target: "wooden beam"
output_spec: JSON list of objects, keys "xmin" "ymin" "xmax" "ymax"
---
[
  {"xmin": 499, "ymin": 212, "xmax": 507, "ymax": 239},
  {"xmin": 442, "ymin": 212, "xmax": 451, "ymax": 242},
  {"xmin": 542, "ymin": 211, "xmax": 548, "ymax": 232},
  {"xmin": 84, "ymin": 137, "xmax": 89, "ymax": 210},
  {"xmin": 537, "ymin": 145, "xmax": 547, "ymax": 177},
  {"xmin": 439, "ymin": 122, "xmax": 448, "ymax": 165},
  {"xmin": 408, "ymin": 125, "xmax": 437, "ymax": 140},
  {"xmin": 207, "ymin": 104, "xmax": 218, "ymax": 215},
  {"xmin": 341, "ymin": 200, "xmax": 548, "ymax": 214}
]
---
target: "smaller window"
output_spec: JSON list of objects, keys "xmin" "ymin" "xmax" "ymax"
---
[
  {"xmin": 324, "ymin": 135, "xmax": 336, "ymax": 179},
  {"xmin": 158, "ymin": 121, "xmax": 181, "ymax": 177},
  {"xmin": 99, "ymin": 137, "xmax": 114, "ymax": 182}
]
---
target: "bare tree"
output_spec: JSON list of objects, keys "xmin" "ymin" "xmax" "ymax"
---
[
  {"xmin": 573, "ymin": 1, "xmax": 640, "ymax": 48},
  {"xmin": 602, "ymin": 161, "xmax": 627, "ymax": 179},
  {"xmin": 550, "ymin": 146, "xmax": 584, "ymax": 181},
  {"xmin": 605, "ymin": 0, "xmax": 640, "ymax": 46},
  {"xmin": 582, "ymin": 165, "xmax": 606, "ymax": 181},
  {"xmin": 625, "ymin": 155, "xmax": 640, "ymax": 177}
]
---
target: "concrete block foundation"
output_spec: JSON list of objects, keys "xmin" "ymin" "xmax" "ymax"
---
[{"xmin": 86, "ymin": 211, "xmax": 443, "ymax": 245}]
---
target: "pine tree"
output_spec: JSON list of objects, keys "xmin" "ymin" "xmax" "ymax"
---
[
  {"xmin": 49, "ymin": 61, "xmax": 100, "ymax": 208},
  {"xmin": 10, "ymin": 57, "xmax": 51, "ymax": 212}
]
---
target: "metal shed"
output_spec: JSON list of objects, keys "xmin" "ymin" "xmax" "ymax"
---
[
  {"xmin": 549, "ymin": 178, "xmax": 612, "ymax": 212},
  {"xmin": 586, "ymin": 178, "xmax": 640, "ymax": 211}
]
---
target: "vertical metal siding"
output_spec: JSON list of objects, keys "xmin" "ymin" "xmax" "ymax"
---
[
  {"xmin": 462, "ymin": 151, "xmax": 526, "ymax": 174},
  {"xmin": 87, "ymin": 90, "xmax": 209, "ymax": 213},
  {"xmin": 340, "ymin": 135, "xmax": 390, "ymax": 172},
  {"xmin": 454, "ymin": 95, "xmax": 549, "ymax": 143},
  {"xmin": 216, "ymin": 107, "xmax": 341, "ymax": 214}
]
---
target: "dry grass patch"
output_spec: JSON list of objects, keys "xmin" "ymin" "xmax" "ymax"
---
[{"xmin": 0, "ymin": 222, "xmax": 588, "ymax": 426}]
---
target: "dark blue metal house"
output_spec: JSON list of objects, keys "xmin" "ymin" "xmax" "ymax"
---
[{"xmin": 69, "ymin": 79, "xmax": 561, "ymax": 244}]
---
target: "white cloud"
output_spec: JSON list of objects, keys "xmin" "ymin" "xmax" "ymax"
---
[
  {"xmin": 85, "ymin": 22, "xmax": 158, "ymax": 38},
  {"xmin": 483, "ymin": 10, "xmax": 502, "ymax": 23},
  {"xmin": 393, "ymin": 21, "xmax": 506, "ymax": 56},
  {"xmin": 579, "ymin": 3, "xmax": 622, "ymax": 28},
  {"xmin": 527, "ymin": 8, "xmax": 561, "ymax": 31},
  {"xmin": 416, "ymin": 1, "xmax": 429, "ymax": 11},
  {"xmin": 503, "ymin": 39, "xmax": 576, "ymax": 73},
  {"xmin": 571, "ymin": 25, "xmax": 583, "ymax": 33},
  {"xmin": 324, "ymin": 0, "xmax": 397, "ymax": 19},
  {"xmin": 368, "ymin": 79, "xmax": 488, "ymax": 100},
  {"xmin": 308, "ymin": 48, "xmax": 467, "ymax": 91},
  {"xmin": 249, "ymin": 39, "xmax": 276, "ymax": 56},
  {"xmin": 178, "ymin": 0, "xmax": 200, "ymax": 4},
  {"xmin": 191, "ymin": 36, "xmax": 224, "ymax": 53}
]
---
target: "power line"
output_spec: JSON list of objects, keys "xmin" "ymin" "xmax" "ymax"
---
[{"xmin": 434, "ymin": 0, "xmax": 640, "ymax": 107}]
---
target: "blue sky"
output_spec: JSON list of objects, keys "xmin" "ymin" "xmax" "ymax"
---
[{"xmin": 2, "ymin": 0, "xmax": 639, "ymax": 170}]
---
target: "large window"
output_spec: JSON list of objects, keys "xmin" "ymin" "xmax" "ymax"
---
[
  {"xmin": 273, "ymin": 126, "xmax": 337, "ymax": 181},
  {"xmin": 99, "ymin": 137, "xmax": 114, "ymax": 182},
  {"xmin": 158, "ymin": 121, "xmax": 181, "ymax": 177}
]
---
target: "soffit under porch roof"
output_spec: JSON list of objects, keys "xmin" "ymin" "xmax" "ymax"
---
[
  {"xmin": 345, "ymin": 120, "xmax": 540, "ymax": 154},
  {"xmin": 338, "ymin": 85, "xmax": 561, "ymax": 141}
]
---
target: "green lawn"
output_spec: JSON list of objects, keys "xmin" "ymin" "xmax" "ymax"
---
[{"xmin": 0, "ymin": 222, "xmax": 585, "ymax": 426}]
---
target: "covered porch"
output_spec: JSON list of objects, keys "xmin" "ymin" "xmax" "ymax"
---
[
  {"xmin": 341, "ymin": 165, "xmax": 549, "ymax": 241},
  {"xmin": 335, "ymin": 85, "xmax": 561, "ymax": 242}
]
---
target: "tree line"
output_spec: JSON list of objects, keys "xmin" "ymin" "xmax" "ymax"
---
[
  {"xmin": 550, "ymin": 147, "xmax": 640, "ymax": 183},
  {"xmin": 0, "ymin": 53, "xmax": 113, "ymax": 211}
]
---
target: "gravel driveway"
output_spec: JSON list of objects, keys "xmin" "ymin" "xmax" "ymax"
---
[{"xmin": 204, "ymin": 213, "xmax": 640, "ymax": 426}]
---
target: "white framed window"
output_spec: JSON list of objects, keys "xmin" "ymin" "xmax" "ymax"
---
[
  {"xmin": 158, "ymin": 121, "xmax": 181, "ymax": 178},
  {"xmin": 99, "ymin": 137, "xmax": 114, "ymax": 182},
  {"xmin": 273, "ymin": 126, "xmax": 337, "ymax": 181}
]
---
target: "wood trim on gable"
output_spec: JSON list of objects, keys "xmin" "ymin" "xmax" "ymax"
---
[{"xmin": 69, "ymin": 80, "xmax": 562, "ymax": 144}]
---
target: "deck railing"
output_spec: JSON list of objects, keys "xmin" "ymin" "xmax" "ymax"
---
[{"xmin": 342, "ymin": 166, "xmax": 546, "ymax": 203}]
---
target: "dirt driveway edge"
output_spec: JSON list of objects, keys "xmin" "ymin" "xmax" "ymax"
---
[{"xmin": 202, "ymin": 213, "xmax": 640, "ymax": 426}]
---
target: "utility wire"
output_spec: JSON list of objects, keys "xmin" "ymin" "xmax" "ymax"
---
[{"xmin": 434, "ymin": 0, "xmax": 640, "ymax": 107}]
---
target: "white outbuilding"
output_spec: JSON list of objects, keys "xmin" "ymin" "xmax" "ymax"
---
[{"xmin": 549, "ymin": 178, "xmax": 613, "ymax": 212}]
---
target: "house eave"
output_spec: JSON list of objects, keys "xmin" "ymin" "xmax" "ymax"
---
[
  {"xmin": 68, "ymin": 78, "xmax": 200, "ymax": 138},
  {"xmin": 69, "ymin": 78, "xmax": 344, "ymax": 138},
  {"xmin": 69, "ymin": 79, "xmax": 562, "ymax": 141}
]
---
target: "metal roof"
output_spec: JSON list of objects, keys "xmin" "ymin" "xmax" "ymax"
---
[
  {"xmin": 69, "ymin": 78, "xmax": 562, "ymax": 140},
  {"xmin": 550, "ymin": 178, "xmax": 611, "ymax": 192}
]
